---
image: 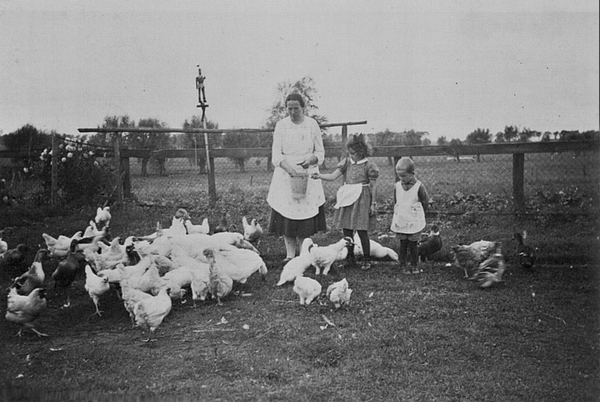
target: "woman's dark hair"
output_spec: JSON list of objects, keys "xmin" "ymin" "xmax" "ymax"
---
[
  {"xmin": 285, "ymin": 93, "xmax": 305, "ymax": 108},
  {"xmin": 347, "ymin": 134, "xmax": 372, "ymax": 158}
]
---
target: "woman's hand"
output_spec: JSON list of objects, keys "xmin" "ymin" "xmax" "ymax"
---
[
  {"xmin": 297, "ymin": 155, "xmax": 317, "ymax": 169},
  {"xmin": 310, "ymin": 173, "xmax": 321, "ymax": 180},
  {"xmin": 369, "ymin": 203, "xmax": 377, "ymax": 216}
]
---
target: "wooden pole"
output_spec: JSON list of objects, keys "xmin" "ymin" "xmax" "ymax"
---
[
  {"xmin": 122, "ymin": 145, "xmax": 131, "ymax": 199},
  {"xmin": 201, "ymin": 105, "xmax": 217, "ymax": 206},
  {"xmin": 113, "ymin": 132, "xmax": 123, "ymax": 203},
  {"xmin": 512, "ymin": 153, "xmax": 525, "ymax": 212},
  {"xmin": 51, "ymin": 134, "xmax": 58, "ymax": 205},
  {"xmin": 341, "ymin": 125, "xmax": 348, "ymax": 159}
]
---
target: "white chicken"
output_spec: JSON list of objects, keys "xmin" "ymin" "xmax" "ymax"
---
[
  {"xmin": 120, "ymin": 278, "xmax": 153, "ymax": 327},
  {"xmin": 83, "ymin": 220, "xmax": 105, "ymax": 238},
  {"xmin": 474, "ymin": 243, "xmax": 506, "ymax": 288},
  {"xmin": 242, "ymin": 216, "xmax": 263, "ymax": 244},
  {"xmin": 95, "ymin": 206, "xmax": 111, "ymax": 227},
  {"xmin": 309, "ymin": 237, "xmax": 354, "ymax": 276},
  {"xmin": 133, "ymin": 287, "xmax": 172, "ymax": 341},
  {"xmin": 184, "ymin": 217, "xmax": 210, "ymax": 235},
  {"xmin": 42, "ymin": 231, "xmax": 83, "ymax": 258},
  {"xmin": 293, "ymin": 276, "xmax": 322, "ymax": 306},
  {"xmin": 5, "ymin": 287, "xmax": 48, "ymax": 337},
  {"xmin": 277, "ymin": 238, "xmax": 313, "ymax": 286},
  {"xmin": 0, "ymin": 236, "xmax": 8, "ymax": 258},
  {"xmin": 209, "ymin": 232, "xmax": 259, "ymax": 254},
  {"xmin": 84, "ymin": 265, "xmax": 110, "ymax": 316},
  {"xmin": 351, "ymin": 232, "xmax": 399, "ymax": 261},
  {"xmin": 203, "ymin": 248, "xmax": 234, "ymax": 305},
  {"xmin": 326, "ymin": 278, "xmax": 352, "ymax": 309},
  {"xmin": 162, "ymin": 266, "xmax": 194, "ymax": 302},
  {"xmin": 207, "ymin": 246, "xmax": 267, "ymax": 284}
]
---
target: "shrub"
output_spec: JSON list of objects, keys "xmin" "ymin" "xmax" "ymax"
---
[{"xmin": 25, "ymin": 140, "xmax": 116, "ymax": 206}]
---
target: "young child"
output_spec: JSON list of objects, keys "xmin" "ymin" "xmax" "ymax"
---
[
  {"xmin": 391, "ymin": 157, "xmax": 429, "ymax": 274},
  {"xmin": 311, "ymin": 134, "xmax": 379, "ymax": 270}
]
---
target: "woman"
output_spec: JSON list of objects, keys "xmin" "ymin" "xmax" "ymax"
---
[{"xmin": 267, "ymin": 93, "xmax": 327, "ymax": 263}]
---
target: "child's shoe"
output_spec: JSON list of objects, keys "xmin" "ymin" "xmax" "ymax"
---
[{"xmin": 361, "ymin": 260, "xmax": 372, "ymax": 270}]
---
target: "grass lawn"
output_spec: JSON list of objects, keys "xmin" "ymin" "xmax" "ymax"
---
[{"xmin": 0, "ymin": 202, "xmax": 598, "ymax": 401}]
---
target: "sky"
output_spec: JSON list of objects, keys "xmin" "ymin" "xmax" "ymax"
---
[{"xmin": 0, "ymin": 0, "xmax": 598, "ymax": 141}]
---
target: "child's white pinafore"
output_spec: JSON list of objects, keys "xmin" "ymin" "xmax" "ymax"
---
[{"xmin": 390, "ymin": 180, "xmax": 426, "ymax": 234}]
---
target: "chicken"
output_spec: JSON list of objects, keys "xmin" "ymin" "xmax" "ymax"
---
[
  {"xmin": 184, "ymin": 217, "xmax": 210, "ymax": 235},
  {"xmin": 213, "ymin": 211, "xmax": 230, "ymax": 233},
  {"xmin": 418, "ymin": 225, "xmax": 443, "ymax": 263},
  {"xmin": 1, "ymin": 243, "xmax": 29, "ymax": 271},
  {"xmin": 309, "ymin": 237, "xmax": 354, "ymax": 276},
  {"xmin": 451, "ymin": 240, "xmax": 497, "ymax": 279},
  {"xmin": 209, "ymin": 232, "xmax": 259, "ymax": 253},
  {"xmin": 42, "ymin": 231, "xmax": 83, "ymax": 258},
  {"xmin": 164, "ymin": 217, "xmax": 188, "ymax": 238},
  {"xmin": 133, "ymin": 287, "xmax": 172, "ymax": 341},
  {"xmin": 203, "ymin": 248, "xmax": 234, "ymax": 305},
  {"xmin": 277, "ymin": 238, "xmax": 313, "ymax": 286},
  {"xmin": 0, "ymin": 236, "xmax": 7, "ymax": 258},
  {"xmin": 474, "ymin": 243, "xmax": 506, "ymax": 288},
  {"xmin": 190, "ymin": 266, "xmax": 211, "ymax": 307},
  {"xmin": 12, "ymin": 249, "xmax": 50, "ymax": 295},
  {"xmin": 83, "ymin": 220, "xmax": 104, "ymax": 238},
  {"xmin": 85, "ymin": 265, "xmax": 110, "ymax": 316},
  {"xmin": 326, "ymin": 278, "xmax": 352, "ymax": 309},
  {"xmin": 242, "ymin": 216, "xmax": 263, "ymax": 244},
  {"xmin": 95, "ymin": 206, "xmax": 111, "ymax": 227},
  {"xmin": 162, "ymin": 266, "xmax": 194, "ymax": 302},
  {"xmin": 128, "ymin": 264, "xmax": 165, "ymax": 296},
  {"xmin": 121, "ymin": 278, "xmax": 153, "ymax": 327},
  {"xmin": 350, "ymin": 232, "xmax": 398, "ymax": 261},
  {"xmin": 207, "ymin": 246, "xmax": 267, "ymax": 284},
  {"xmin": 5, "ymin": 287, "xmax": 48, "ymax": 337},
  {"xmin": 52, "ymin": 239, "xmax": 87, "ymax": 288},
  {"xmin": 174, "ymin": 208, "xmax": 191, "ymax": 221},
  {"xmin": 293, "ymin": 276, "xmax": 322, "ymax": 306},
  {"xmin": 513, "ymin": 231, "xmax": 536, "ymax": 270}
]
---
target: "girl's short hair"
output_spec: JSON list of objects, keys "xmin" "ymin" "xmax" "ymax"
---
[
  {"xmin": 347, "ymin": 134, "xmax": 372, "ymax": 158},
  {"xmin": 395, "ymin": 157, "xmax": 415, "ymax": 174},
  {"xmin": 285, "ymin": 93, "xmax": 305, "ymax": 108}
]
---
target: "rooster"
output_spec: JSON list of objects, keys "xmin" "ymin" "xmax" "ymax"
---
[
  {"xmin": 242, "ymin": 216, "xmax": 263, "ymax": 244},
  {"xmin": 418, "ymin": 225, "xmax": 443, "ymax": 263},
  {"xmin": 326, "ymin": 278, "xmax": 352, "ymax": 309},
  {"xmin": 84, "ymin": 265, "xmax": 110, "ymax": 316},
  {"xmin": 513, "ymin": 231, "xmax": 536, "ymax": 270},
  {"xmin": 11, "ymin": 249, "xmax": 50, "ymax": 295},
  {"xmin": 474, "ymin": 243, "xmax": 506, "ymax": 288},
  {"xmin": 133, "ymin": 287, "xmax": 172, "ymax": 342},
  {"xmin": 52, "ymin": 239, "xmax": 87, "ymax": 288},
  {"xmin": 5, "ymin": 287, "xmax": 48, "ymax": 337},
  {"xmin": 309, "ymin": 237, "xmax": 354, "ymax": 276}
]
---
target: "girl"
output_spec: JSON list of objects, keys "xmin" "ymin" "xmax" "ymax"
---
[{"xmin": 311, "ymin": 134, "xmax": 379, "ymax": 270}]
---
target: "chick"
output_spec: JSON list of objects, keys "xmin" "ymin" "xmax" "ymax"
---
[
  {"xmin": 474, "ymin": 243, "xmax": 506, "ymax": 288},
  {"xmin": 293, "ymin": 276, "xmax": 322, "ymax": 306},
  {"xmin": 85, "ymin": 265, "xmax": 110, "ymax": 316},
  {"xmin": 309, "ymin": 237, "xmax": 354, "ymax": 276},
  {"xmin": 326, "ymin": 278, "xmax": 352, "ymax": 309},
  {"xmin": 204, "ymin": 248, "xmax": 233, "ymax": 305},
  {"xmin": 133, "ymin": 287, "xmax": 172, "ymax": 342},
  {"xmin": 10, "ymin": 249, "xmax": 49, "ymax": 296},
  {"xmin": 513, "ymin": 231, "xmax": 537, "ymax": 270},
  {"xmin": 5, "ymin": 287, "xmax": 48, "ymax": 337}
]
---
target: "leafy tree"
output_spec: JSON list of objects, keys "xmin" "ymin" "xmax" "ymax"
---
[
  {"xmin": 465, "ymin": 128, "xmax": 492, "ymax": 144},
  {"xmin": 518, "ymin": 127, "xmax": 541, "ymax": 142},
  {"xmin": 2, "ymin": 124, "xmax": 52, "ymax": 165},
  {"xmin": 494, "ymin": 132, "xmax": 505, "ymax": 143},
  {"xmin": 436, "ymin": 136, "xmax": 448, "ymax": 145},
  {"xmin": 132, "ymin": 118, "xmax": 172, "ymax": 176},
  {"xmin": 503, "ymin": 125, "xmax": 519, "ymax": 142},
  {"xmin": 541, "ymin": 131, "xmax": 553, "ymax": 142},
  {"xmin": 264, "ymin": 76, "xmax": 328, "ymax": 129}
]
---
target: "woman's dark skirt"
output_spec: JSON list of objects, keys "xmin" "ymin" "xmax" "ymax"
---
[{"xmin": 268, "ymin": 205, "xmax": 327, "ymax": 238}]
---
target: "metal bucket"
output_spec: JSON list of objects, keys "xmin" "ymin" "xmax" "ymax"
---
[{"xmin": 290, "ymin": 173, "xmax": 309, "ymax": 199}]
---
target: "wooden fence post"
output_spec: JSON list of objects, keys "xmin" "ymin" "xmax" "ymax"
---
[
  {"xmin": 113, "ymin": 133, "xmax": 123, "ymax": 203},
  {"xmin": 121, "ymin": 146, "xmax": 131, "ymax": 199},
  {"xmin": 207, "ymin": 134, "xmax": 217, "ymax": 207},
  {"xmin": 51, "ymin": 134, "xmax": 58, "ymax": 205},
  {"xmin": 341, "ymin": 125, "xmax": 348, "ymax": 159},
  {"xmin": 512, "ymin": 153, "xmax": 525, "ymax": 212}
]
